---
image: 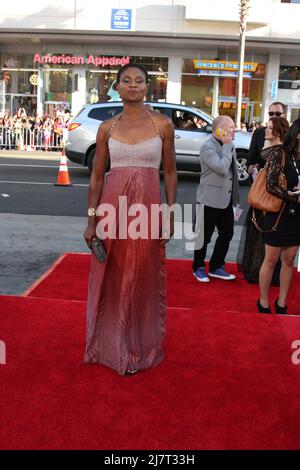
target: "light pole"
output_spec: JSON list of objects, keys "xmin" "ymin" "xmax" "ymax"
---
[{"xmin": 235, "ymin": 0, "xmax": 250, "ymax": 129}]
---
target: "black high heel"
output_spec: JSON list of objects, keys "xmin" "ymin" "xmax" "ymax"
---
[
  {"xmin": 257, "ymin": 299, "xmax": 271, "ymax": 314},
  {"xmin": 275, "ymin": 298, "xmax": 287, "ymax": 314}
]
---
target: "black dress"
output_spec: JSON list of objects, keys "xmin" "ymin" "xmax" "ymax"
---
[
  {"xmin": 237, "ymin": 144, "xmax": 292, "ymax": 284},
  {"xmin": 263, "ymin": 148, "xmax": 300, "ymax": 247},
  {"xmin": 237, "ymin": 208, "xmax": 266, "ymax": 283},
  {"xmin": 237, "ymin": 144, "xmax": 274, "ymax": 283}
]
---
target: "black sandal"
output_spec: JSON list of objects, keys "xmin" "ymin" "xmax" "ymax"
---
[
  {"xmin": 257, "ymin": 299, "xmax": 271, "ymax": 314},
  {"xmin": 275, "ymin": 298, "xmax": 287, "ymax": 314}
]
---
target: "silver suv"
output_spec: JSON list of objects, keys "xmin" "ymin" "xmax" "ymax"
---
[{"xmin": 66, "ymin": 101, "xmax": 251, "ymax": 184}]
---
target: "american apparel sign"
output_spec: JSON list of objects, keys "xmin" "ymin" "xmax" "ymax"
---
[{"xmin": 33, "ymin": 54, "xmax": 130, "ymax": 67}]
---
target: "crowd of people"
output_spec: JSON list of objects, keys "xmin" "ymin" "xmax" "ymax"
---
[
  {"xmin": 0, "ymin": 108, "xmax": 71, "ymax": 151},
  {"xmin": 193, "ymin": 101, "xmax": 300, "ymax": 317},
  {"xmin": 240, "ymin": 120, "xmax": 260, "ymax": 132}
]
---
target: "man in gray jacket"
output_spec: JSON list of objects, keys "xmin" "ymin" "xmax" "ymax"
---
[{"xmin": 193, "ymin": 115, "xmax": 240, "ymax": 282}]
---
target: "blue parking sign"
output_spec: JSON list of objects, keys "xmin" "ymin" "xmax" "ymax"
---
[{"xmin": 111, "ymin": 9, "xmax": 132, "ymax": 30}]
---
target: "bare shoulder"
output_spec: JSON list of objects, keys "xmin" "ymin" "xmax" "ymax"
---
[
  {"xmin": 150, "ymin": 111, "xmax": 173, "ymax": 138},
  {"xmin": 97, "ymin": 114, "xmax": 121, "ymax": 139}
]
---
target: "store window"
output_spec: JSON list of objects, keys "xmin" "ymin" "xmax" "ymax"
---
[
  {"xmin": 182, "ymin": 58, "xmax": 265, "ymax": 122},
  {"xmin": 181, "ymin": 74, "xmax": 213, "ymax": 113},
  {"xmin": 1, "ymin": 54, "xmax": 35, "ymax": 70},
  {"xmin": 278, "ymin": 65, "xmax": 300, "ymax": 122},
  {"xmin": 218, "ymin": 76, "xmax": 264, "ymax": 122},
  {"xmin": 86, "ymin": 56, "xmax": 168, "ymax": 103},
  {"xmin": 34, "ymin": 54, "xmax": 73, "ymax": 116},
  {"xmin": 44, "ymin": 69, "xmax": 72, "ymax": 115},
  {"xmin": 0, "ymin": 54, "xmax": 38, "ymax": 116},
  {"xmin": 181, "ymin": 59, "xmax": 213, "ymax": 112},
  {"xmin": 279, "ymin": 66, "xmax": 300, "ymax": 89},
  {"xmin": 0, "ymin": 69, "xmax": 37, "ymax": 95}
]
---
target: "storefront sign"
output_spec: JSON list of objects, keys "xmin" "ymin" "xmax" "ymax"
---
[
  {"xmin": 193, "ymin": 59, "xmax": 258, "ymax": 73},
  {"xmin": 33, "ymin": 54, "xmax": 130, "ymax": 67},
  {"xmin": 197, "ymin": 70, "xmax": 252, "ymax": 78},
  {"xmin": 111, "ymin": 9, "xmax": 132, "ymax": 30}
]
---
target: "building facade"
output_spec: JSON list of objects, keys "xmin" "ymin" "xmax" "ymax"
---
[{"xmin": 1, "ymin": 0, "xmax": 300, "ymax": 124}]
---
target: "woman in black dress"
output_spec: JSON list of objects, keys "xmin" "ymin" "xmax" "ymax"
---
[
  {"xmin": 238, "ymin": 117, "xmax": 289, "ymax": 284},
  {"xmin": 258, "ymin": 118, "xmax": 300, "ymax": 314}
]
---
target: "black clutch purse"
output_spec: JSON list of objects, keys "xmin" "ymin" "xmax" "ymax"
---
[{"xmin": 91, "ymin": 236, "xmax": 106, "ymax": 263}]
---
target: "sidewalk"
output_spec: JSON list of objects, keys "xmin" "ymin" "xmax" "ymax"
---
[
  {"xmin": 0, "ymin": 149, "xmax": 62, "ymax": 160},
  {"xmin": 0, "ymin": 213, "xmax": 243, "ymax": 295}
]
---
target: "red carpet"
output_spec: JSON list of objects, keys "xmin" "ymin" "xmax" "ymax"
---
[
  {"xmin": 2, "ymin": 294, "xmax": 300, "ymax": 449},
  {"xmin": 2, "ymin": 254, "xmax": 300, "ymax": 449},
  {"xmin": 23, "ymin": 253, "xmax": 300, "ymax": 315}
]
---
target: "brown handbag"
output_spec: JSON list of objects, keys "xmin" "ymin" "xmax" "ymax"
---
[
  {"xmin": 248, "ymin": 149, "xmax": 286, "ymax": 213},
  {"xmin": 248, "ymin": 148, "xmax": 287, "ymax": 232}
]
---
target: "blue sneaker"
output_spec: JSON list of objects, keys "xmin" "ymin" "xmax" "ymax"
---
[
  {"xmin": 193, "ymin": 267, "xmax": 210, "ymax": 283},
  {"xmin": 208, "ymin": 267, "xmax": 236, "ymax": 280}
]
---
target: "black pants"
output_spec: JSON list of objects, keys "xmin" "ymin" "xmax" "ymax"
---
[{"xmin": 193, "ymin": 203, "xmax": 234, "ymax": 273}]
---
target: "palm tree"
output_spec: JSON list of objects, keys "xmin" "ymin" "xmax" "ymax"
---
[{"xmin": 235, "ymin": 0, "xmax": 250, "ymax": 129}]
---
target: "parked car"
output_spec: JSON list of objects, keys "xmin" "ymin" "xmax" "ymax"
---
[{"xmin": 66, "ymin": 101, "xmax": 252, "ymax": 184}]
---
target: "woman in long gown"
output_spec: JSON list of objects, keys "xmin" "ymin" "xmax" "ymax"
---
[{"xmin": 83, "ymin": 64, "xmax": 177, "ymax": 376}]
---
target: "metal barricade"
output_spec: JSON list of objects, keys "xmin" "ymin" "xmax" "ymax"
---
[{"xmin": 0, "ymin": 126, "xmax": 67, "ymax": 151}]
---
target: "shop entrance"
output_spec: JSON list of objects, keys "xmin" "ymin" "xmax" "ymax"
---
[{"xmin": 218, "ymin": 99, "xmax": 254, "ymax": 125}]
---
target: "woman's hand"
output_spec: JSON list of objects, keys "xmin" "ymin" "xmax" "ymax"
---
[
  {"xmin": 248, "ymin": 164, "xmax": 259, "ymax": 175},
  {"xmin": 84, "ymin": 222, "xmax": 97, "ymax": 249},
  {"xmin": 288, "ymin": 187, "xmax": 300, "ymax": 197}
]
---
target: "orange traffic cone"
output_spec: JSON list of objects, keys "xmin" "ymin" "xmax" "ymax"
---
[{"xmin": 55, "ymin": 150, "xmax": 72, "ymax": 186}]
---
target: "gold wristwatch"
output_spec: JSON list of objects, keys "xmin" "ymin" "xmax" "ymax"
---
[{"xmin": 88, "ymin": 207, "xmax": 96, "ymax": 216}]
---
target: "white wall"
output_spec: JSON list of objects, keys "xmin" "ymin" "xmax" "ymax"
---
[
  {"xmin": 278, "ymin": 88, "xmax": 300, "ymax": 107},
  {"xmin": 262, "ymin": 52, "xmax": 280, "ymax": 123},
  {"xmin": 1, "ymin": 0, "xmax": 300, "ymax": 40},
  {"xmin": 0, "ymin": 0, "xmax": 76, "ymax": 29},
  {"xmin": 185, "ymin": 0, "xmax": 273, "ymax": 25}
]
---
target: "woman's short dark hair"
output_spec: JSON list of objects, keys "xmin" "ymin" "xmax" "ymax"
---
[
  {"xmin": 284, "ymin": 118, "xmax": 300, "ymax": 155},
  {"xmin": 116, "ymin": 63, "xmax": 148, "ymax": 84},
  {"xmin": 269, "ymin": 116, "xmax": 290, "ymax": 142}
]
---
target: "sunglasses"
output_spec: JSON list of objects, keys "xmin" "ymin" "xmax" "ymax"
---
[{"xmin": 268, "ymin": 111, "xmax": 283, "ymax": 117}]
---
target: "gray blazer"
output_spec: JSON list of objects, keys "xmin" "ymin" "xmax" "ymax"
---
[{"xmin": 196, "ymin": 135, "xmax": 240, "ymax": 209}]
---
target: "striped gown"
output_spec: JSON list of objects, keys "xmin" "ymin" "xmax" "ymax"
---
[{"xmin": 84, "ymin": 124, "xmax": 166, "ymax": 376}]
